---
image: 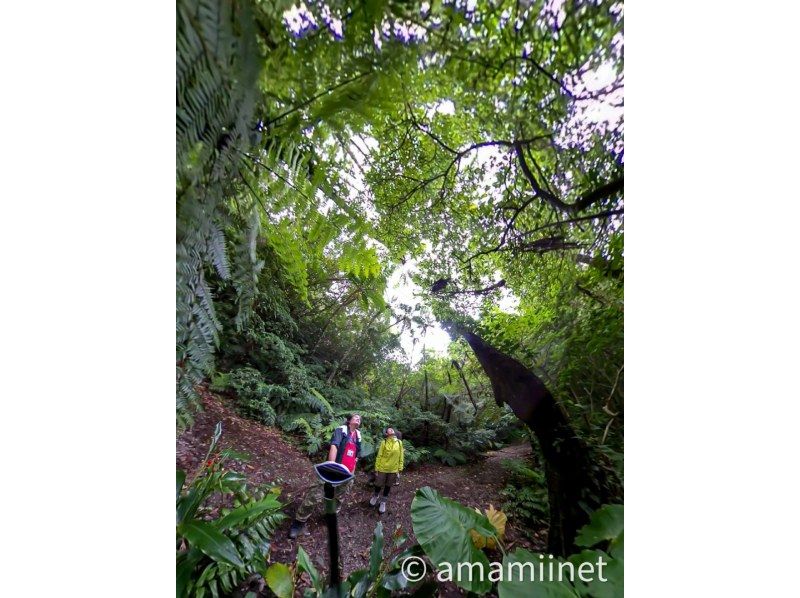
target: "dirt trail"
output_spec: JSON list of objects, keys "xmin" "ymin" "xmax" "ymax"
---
[{"xmin": 177, "ymin": 389, "xmax": 547, "ymax": 592}]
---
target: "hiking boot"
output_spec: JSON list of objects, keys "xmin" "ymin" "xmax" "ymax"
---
[
  {"xmin": 378, "ymin": 500, "xmax": 386, "ymax": 514},
  {"xmin": 369, "ymin": 494, "xmax": 380, "ymax": 507},
  {"xmin": 288, "ymin": 519, "xmax": 305, "ymax": 539}
]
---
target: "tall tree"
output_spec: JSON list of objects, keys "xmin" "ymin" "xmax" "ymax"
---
[{"xmin": 446, "ymin": 322, "xmax": 620, "ymax": 555}]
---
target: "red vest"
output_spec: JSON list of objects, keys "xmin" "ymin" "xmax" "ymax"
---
[{"xmin": 340, "ymin": 431, "xmax": 359, "ymax": 473}]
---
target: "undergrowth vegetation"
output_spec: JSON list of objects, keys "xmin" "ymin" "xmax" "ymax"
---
[{"xmin": 176, "ymin": 425, "xmax": 286, "ymax": 597}]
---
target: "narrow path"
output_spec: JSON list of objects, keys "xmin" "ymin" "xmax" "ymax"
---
[{"xmin": 177, "ymin": 390, "xmax": 547, "ymax": 592}]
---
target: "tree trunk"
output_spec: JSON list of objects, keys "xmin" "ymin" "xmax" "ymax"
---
[
  {"xmin": 453, "ymin": 360, "xmax": 478, "ymax": 415},
  {"xmin": 447, "ymin": 323, "xmax": 618, "ymax": 555},
  {"xmin": 394, "ymin": 373, "xmax": 408, "ymax": 409}
]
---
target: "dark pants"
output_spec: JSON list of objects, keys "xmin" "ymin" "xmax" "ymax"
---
[{"xmin": 373, "ymin": 471, "xmax": 398, "ymax": 498}]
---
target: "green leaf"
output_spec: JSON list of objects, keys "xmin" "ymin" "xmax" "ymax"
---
[
  {"xmin": 178, "ymin": 520, "xmax": 244, "ymax": 568},
  {"xmin": 497, "ymin": 549, "xmax": 579, "ymax": 598},
  {"xmin": 407, "ymin": 580, "xmax": 438, "ymax": 597},
  {"xmin": 308, "ymin": 388, "xmax": 334, "ymax": 414},
  {"xmin": 296, "ymin": 546, "xmax": 322, "ymax": 594},
  {"xmin": 388, "ymin": 543, "xmax": 424, "ymax": 569},
  {"xmin": 575, "ymin": 504, "xmax": 624, "ymax": 548},
  {"xmin": 567, "ymin": 549, "xmax": 623, "ymax": 598},
  {"xmin": 348, "ymin": 569, "xmax": 369, "ymax": 598},
  {"xmin": 323, "ymin": 582, "xmax": 351, "ymax": 598},
  {"xmin": 351, "ymin": 521, "xmax": 386, "ymax": 597},
  {"xmin": 380, "ymin": 570, "xmax": 411, "ymax": 592},
  {"xmin": 369, "ymin": 521, "xmax": 384, "ymax": 579},
  {"xmin": 410, "ymin": 486, "xmax": 494, "ymax": 593},
  {"xmin": 176, "ymin": 549, "xmax": 202, "ymax": 598},
  {"xmin": 177, "ymin": 484, "xmax": 210, "ymax": 526},
  {"xmin": 217, "ymin": 470, "xmax": 248, "ymax": 493},
  {"xmin": 216, "ymin": 494, "xmax": 282, "ymax": 530},
  {"xmin": 177, "ymin": 470, "xmax": 186, "ymax": 501},
  {"xmin": 266, "ymin": 563, "xmax": 294, "ymax": 598},
  {"xmin": 210, "ymin": 422, "xmax": 223, "ymax": 453},
  {"xmin": 609, "ymin": 530, "xmax": 623, "ymax": 561}
]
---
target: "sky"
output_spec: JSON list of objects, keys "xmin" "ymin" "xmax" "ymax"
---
[
  {"xmin": 383, "ymin": 258, "xmax": 521, "ymax": 365},
  {"xmin": 383, "ymin": 260, "xmax": 453, "ymax": 364}
]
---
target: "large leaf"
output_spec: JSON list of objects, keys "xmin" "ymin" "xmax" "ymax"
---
[
  {"xmin": 575, "ymin": 504, "xmax": 624, "ymax": 548},
  {"xmin": 497, "ymin": 549, "xmax": 579, "ymax": 598},
  {"xmin": 358, "ymin": 437, "xmax": 375, "ymax": 458},
  {"xmin": 410, "ymin": 486, "xmax": 495, "ymax": 593},
  {"xmin": 178, "ymin": 520, "xmax": 244, "ymax": 568},
  {"xmin": 567, "ymin": 549, "xmax": 623, "ymax": 598},
  {"xmin": 216, "ymin": 494, "xmax": 282, "ymax": 530},
  {"xmin": 266, "ymin": 563, "xmax": 294, "ymax": 598}
]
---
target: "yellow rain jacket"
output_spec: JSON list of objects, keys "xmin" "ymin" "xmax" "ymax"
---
[{"xmin": 375, "ymin": 437, "xmax": 404, "ymax": 473}]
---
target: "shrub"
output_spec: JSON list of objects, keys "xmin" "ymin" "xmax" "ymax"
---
[
  {"xmin": 401, "ymin": 439, "xmax": 430, "ymax": 466},
  {"xmin": 228, "ymin": 367, "xmax": 286, "ymax": 424},
  {"xmin": 433, "ymin": 448, "xmax": 467, "ymax": 466},
  {"xmin": 176, "ymin": 423, "xmax": 285, "ymax": 597},
  {"xmin": 500, "ymin": 458, "xmax": 549, "ymax": 531}
]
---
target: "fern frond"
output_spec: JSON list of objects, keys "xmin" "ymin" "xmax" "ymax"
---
[
  {"xmin": 306, "ymin": 388, "xmax": 334, "ymax": 414},
  {"xmin": 176, "ymin": 0, "xmax": 267, "ymax": 425}
]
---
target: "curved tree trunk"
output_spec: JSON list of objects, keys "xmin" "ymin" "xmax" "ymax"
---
[{"xmin": 447, "ymin": 323, "xmax": 618, "ymax": 555}]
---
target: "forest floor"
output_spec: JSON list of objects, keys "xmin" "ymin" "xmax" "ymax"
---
[{"xmin": 176, "ymin": 388, "xmax": 547, "ymax": 596}]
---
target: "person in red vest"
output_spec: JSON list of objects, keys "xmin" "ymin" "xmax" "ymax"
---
[{"xmin": 288, "ymin": 413, "xmax": 362, "ymax": 539}]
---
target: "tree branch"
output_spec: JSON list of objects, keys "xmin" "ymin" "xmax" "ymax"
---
[
  {"xmin": 439, "ymin": 279, "xmax": 506, "ymax": 296},
  {"xmin": 514, "ymin": 142, "xmax": 623, "ymax": 213}
]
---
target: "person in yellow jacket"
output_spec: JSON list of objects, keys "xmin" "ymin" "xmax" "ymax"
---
[{"xmin": 370, "ymin": 427, "xmax": 404, "ymax": 513}]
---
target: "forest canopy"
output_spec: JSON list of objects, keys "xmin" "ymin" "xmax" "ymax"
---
[{"xmin": 177, "ymin": 0, "xmax": 622, "ymax": 417}]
